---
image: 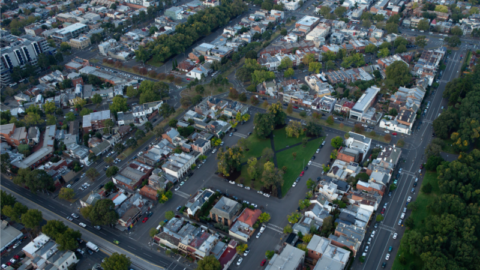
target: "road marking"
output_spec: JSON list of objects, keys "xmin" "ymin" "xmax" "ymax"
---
[
  {"xmin": 233, "ymin": 133, "xmax": 247, "ymax": 138},
  {"xmin": 174, "ymin": 191, "xmax": 189, "ymax": 199},
  {"xmin": 266, "ymin": 225, "xmax": 284, "ymax": 234},
  {"xmin": 144, "ymin": 253, "xmax": 152, "ymax": 257},
  {"xmin": 128, "ymin": 245, "xmax": 137, "ymax": 250}
]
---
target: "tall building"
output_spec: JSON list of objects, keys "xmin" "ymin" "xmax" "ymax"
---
[{"xmin": 0, "ymin": 30, "xmax": 52, "ymax": 85}]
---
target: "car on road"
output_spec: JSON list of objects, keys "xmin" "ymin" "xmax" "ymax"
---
[
  {"xmin": 316, "ymin": 149, "xmax": 320, "ymax": 153},
  {"xmin": 308, "ymin": 160, "xmax": 312, "ymax": 165},
  {"xmin": 237, "ymin": 184, "xmax": 244, "ymax": 188},
  {"xmin": 300, "ymin": 171, "xmax": 304, "ymax": 176},
  {"xmin": 413, "ymin": 182, "xmax": 417, "ymax": 187},
  {"xmin": 237, "ymin": 257, "xmax": 243, "ymax": 266},
  {"xmin": 79, "ymin": 223, "xmax": 86, "ymax": 228},
  {"xmin": 392, "ymin": 132, "xmax": 397, "ymax": 136},
  {"xmin": 384, "ymin": 130, "xmax": 390, "ymax": 133},
  {"xmin": 12, "ymin": 242, "xmax": 20, "ymax": 249},
  {"xmin": 393, "ymin": 180, "xmax": 398, "ymax": 185},
  {"xmin": 174, "ymin": 186, "xmax": 180, "ymax": 191},
  {"xmin": 393, "ymin": 233, "xmax": 398, "ymax": 239},
  {"xmin": 388, "ymin": 192, "xmax": 392, "ymax": 197},
  {"xmin": 229, "ymin": 181, "xmax": 235, "ymax": 184},
  {"xmin": 180, "ymin": 181, "xmax": 185, "ymax": 186},
  {"xmin": 304, "ymin": 166, "xmax": 308, "ymax": 170},
  {"xmin": 411, "ymin": 188, "xmax": 415, "ymax": 193},
  {"xmin": 382, "ymin": 262, "xmax": 387, "ymax": 268},
  {"xmin": 256, "ymin": 232, "xmax": 262, "ymax": 238},
  {"xmin": 374, "ymin": 223, "xmax": 378, "ymax": 229},
  {"xmin": 386, "ymin": 254, "xmax": 390, "ymax": 260},
  {"xmin": 367, "ymin": 237, "xmax": 371, "ymax": 245},
  {"xmin": 260, "ymin": 259, "xmax": 267, "ymax": 266},
  {"xmin": 76, "ymin": 248, "xmax": 84, "ymax": 254},
  {"xmin": 389, "ymin": 246, "xmax": 393, "ymax": 252},
  {"xmin": 142, "ymin": 217, "xmax": 149, "ymax": 223},
  {"xmin": 244, "ymin": 249, "xmax": 250, "ymax": 256},
  {"xmin": 407, "ymin": 196, "xmax": 412, "ymax": 202},
  {"xmin": 71, "ymin": 213, "xmax": 79, "ymax": 219},
  {"xmin": 292, "ymin": 182, "xmax": 297, "ymax": 187},
  {"xmin": 94, "ymin": 226, "xmax": 101, "ymax": 230},
  {"xmin": 381, "ymin": 208, "xmax": 385, "ymax": 214}
]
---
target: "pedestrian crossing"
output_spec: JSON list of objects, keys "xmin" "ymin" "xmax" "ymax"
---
[
  {"xmin": 175, "ymin": 190, "xmax": 190, "ymax": 199},
  {"xmin": 233, "ymin": 132, "xmax": 247, "ymax": 138},
  {"xmin": 266, "ymin": 224, "xmax": 284, "ymax": 234},
  {"xmin": 310, "ymin": 161, "xmax": 323, "ymax": 168}
]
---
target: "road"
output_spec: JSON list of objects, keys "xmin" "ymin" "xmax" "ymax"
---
[{"xmin": 355, "ymin": 46, "xmax": 466, "ymax": 270}]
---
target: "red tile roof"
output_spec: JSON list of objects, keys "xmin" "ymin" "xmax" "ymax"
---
[{"xmin": 237, "ymin": 208, "xmax": 262, "ymax": 227}]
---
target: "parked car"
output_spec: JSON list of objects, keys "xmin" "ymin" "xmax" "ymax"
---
[
  {"xmin": 71, "ymin": 213, "xmax": 79, "ymax": 219},
  {"xmin": 142, "ymin": 217, "xmax": 149, "ymax": 223},
  {"xmin": 237, "ymin": 258, "xmax": 243, "ymax": 266},
  {"xmin": 79, "ymin": 223, "xmax": 87, "ymax": 228},
  {"xmin": 260, "ymin": 259, "xmax": 267, "ymax": 266},
  {"xmin": 393, "ymin": 233, "xmax": 398, "ymax": 239}
]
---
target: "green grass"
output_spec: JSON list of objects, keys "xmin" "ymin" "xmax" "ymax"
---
[
  {"xmin": 392, "ymin": 172, "xmax": 439, "ymax": 270},
  {"xmin": 441, "ymin": 139, "xmax": 458, "ymax": 154},
  {"xmin": 277, "ymin": 137, "xmax": 325, "ymax": 196},
  {"xmin": 273, "ymin": 129, "xmax": 305, "ymax": 150},
  {"xmin": 242, "ymin": 134, "xmax": 272, "ymax": 162},
  {"xmin": 146, "ymin": 59, "xmax": 164, "ymax": 67}
]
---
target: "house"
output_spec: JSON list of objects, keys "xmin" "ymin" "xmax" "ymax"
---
[
  {"xmin": 12, "ymin": 125, "xmax": 56, "ymax": 169},
  {"xmin": 344, "ymin": 132, "xmax": 371, "ymax": 162},
  {"xmin": 140, "ymin": 185, "xmax": 159, "ymax": 201},
  {"xmin": 210, "ymin": 197, "xmax": 242, "ymax": 227},
  {"xmin": 192, "ymin": 138, "xmax": 211, "ymax": 154},
  {"xmin": 0, "ymin": 123, "xmax": 27, "ymax": 147},
  {"xmin": 329, "ymin": 223, "xmax": 364, "ymax": 256},
  {"xmin": 178, "ymin": 59, "xmax": 196, "ymax": 72},
  {"xmin": 82, "ymin": 110, "xmax": 111, "ymax": 132},
  {"xmin": 307, "ymin": 235, "xmax": 350, "ymax": 269},
  {"xmin": 349, "ymin": 86, "xmax": 380, "ymax": 123},
  {"xmin": 113, "ymin": 162, "xmax": 153, "ymax": 190},
  {"xmin": 132, "ymin": 101, "xmax": 163, "ymax": 117},
  {"xmin": 186, "ymin": 65, "xmax": 210, "ymax": 80},
  {"xmin": 304, "ymin": 203, "xmax": 331, "ymax": 225},
  {"xmin": 186, "ymin": 189, "xmax": 214, "ymax": 216},
  {"xmin": 266, "ymin": 244, "xmax": 305, "ymax": 270},
  {"xmin": 21, "ymin": 234, "xmax": 79, "ymax": 269},
  {"xmin": 162, "ymin": 153, "xmax": 196, "ymax": 179},
  {"xmin": 334, "ymin": 98, "xmax": 355, "ymax": 116},
  {"xmin": 311, "ymin": 96, "xmax": 336, "ymax": 113},
  {"xmin": 1, "ymin": 220, "xmax": 23, "ymax": 253}
]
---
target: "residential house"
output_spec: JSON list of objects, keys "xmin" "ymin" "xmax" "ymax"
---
[
  {"xmin": 210, "ymin": 197, "xmax": 242, "ymax": 226},
  {"xmin": 307, "ymin": 235, "xmax": 350, "ymax": 269},
  {"xmin": 266, "ymin": 244, "xmax": 305, "ymax": 270},
  {"xmin": 186, "ymin": 189, "xmax": 215, "ymax": 216},
  {"xmin": 162, "ymin": 153, "xmax": 196, "ymax": 179},
  {"xmin": 82, "ymin": 110, "xmax": 111, "ymax": 132}
]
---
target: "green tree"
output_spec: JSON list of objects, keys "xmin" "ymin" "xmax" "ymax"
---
[
  {"xmin": 46, "ymin": 115, "xmax": 57, "ymax": 125},
  {"xmin": 395, "ymin": 44, "xmax": 407, "ymax": 54},
  {"xmin": 65, "ymin": 112, "xmax": 76, "ymax": 122},
  {"xmin": 450, "ymin": 26, "xmax": 463, "ymax": 36},
  {"xmin": 88, "ymin": 199, "xmax": 118, "ymax": 225},
  {"xmin": 422, "ymin": 183, "xmax": 433, "ymax": 194},
  {"xmin": 236, "ymin": 243, "xmax": 248, "ymax": 254},
  {"xmin": 285, "ymin": 120, "xmax": 303, "ymax": 138},
  {"xmin": 334, "ymin": 6, "xmax": 347, "ymax": 17},
  {"xmin": 287, "ymin": 212, "xmax": 301, "ymax": 223},
  {"xmin": 386, "ymin": 61, "xmax": 412, "ymax": 87},
  {"xmin": 101, "ymin": 253, "xmax": 131, "ymax": 270},
  {"xmin": 59, "ymin": 187, "xmax": 75, "ymax": 200},
  {"xmin": 0, "ymin": 190, "xmax": 16, "ymax": 213},
  {"xmin": 104, "ymin": 182, "xmax": 115, "ymax": 192},
  {"xmin": 2, "ymin": 202, "xmax": 28, "ymax": 223},
  {"xmin": 253, "ymin": 113, "xmax": 275, "ymax": 138},
  {"xmin": 326, "ymin": 115, "xmax": 334, "ymax": 125},
  {"xmin": 377, "ymin": 47, "xmax": 390, "ymax": 58},
  {"xmin": 331, "ymin": 136, "xmax": 344, "ymax": 148},
  {"xmin": 418, "ymin": 19, "xmax": 430, "ymax": 31},
  {"xmin": 216, "ymin": 146, "xmax": 244, "ymax": 177},
  {"xmin": 106, "ymin": 166, "xmax": 119, "ymax": 177},
  {"xmin": 92, "ymin": 94, "xmax": 102, "ymax": 105},
  {"xmin": 109, "ymin": 95, "xmax": 128, "ymax": 114},
  {"xmin": 376, "ymin": 215, "xmax": 384, "ymax": 222},
  {"xmin": 60, "ymin": 42, "xmax": 71, "ymax": 52},
  {"xmin": 85, "ymin": 168, "xmax": 100, "ymax": 182},
  {"xmin": 385, "ymin": 23, "xmax": 398, "ymax": 33},
  {"xmin": 44, "ymin": 101, "xmax": 56, "ymax": 114},
  {"xmin": 21, "ymin": 209, "xmax": 42, "ymax": 231},
  {"xmin": 415, "ymin": 35, "xmax": 427, "ymax": 49},
  {"xmin": 196, "ymin": 255, "xmax": 221, "ymax": 270},
  {"xmin": 258, "ymin": 212, "xmax": 271, "ymax": 223},
  {"xmin": 266, "ymin": 250, "xmax": 275, "ymax": 259},
  {"xmin": 279, "ymin": 57, "xmax": 293, "ymax": 69},
  {"xmin": 365, "ymin": 44, "xmax": 377, "ymax": 53},
  {"xmin": 306, "ymin": 179, "xmax": 316, "ymax": 190},
  {"xmin": 308, "ymin": 62, "xmax": 322, "ymax": 73},
  {"xmin": 284, "ymin": 67, "xmax": 295, "ymax": 78},
  {"xmin": 283, "ymin": 224, "xmax": 293, "ymax": 234}
]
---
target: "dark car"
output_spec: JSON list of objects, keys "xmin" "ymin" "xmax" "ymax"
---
[
  {"xmin": 311, "ymin": 156, "xmax": 316, "ymax": 160},
  {"xmin": 382, "ymin": 262, "xmax": 387, "ymax": 268},
  {"xmin": 304, "ymin": 166, "xmax": 308, "ymax": 171},
  {"xmin": 413, "ymin": 182, "xmax": 417, "ymax": 187},
  {"xmin": 374, "ymin": 223, "xmax": 379, "ymax": 228}
]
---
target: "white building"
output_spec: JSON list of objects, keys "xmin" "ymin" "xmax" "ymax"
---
[
  {"xmin": 186, "ymin": 65, "xmax": 209, "ymax": 80},
  {"xmin": 345, "ymin": 132, "xmax": 371, "ymax": 162},
  {"xmin": 162, "ymin": 153, "xmax": 196, "ymax": 179},
  {"xmin": 51, "ymin": 23, "xmax": 89, "ymax": 42}
]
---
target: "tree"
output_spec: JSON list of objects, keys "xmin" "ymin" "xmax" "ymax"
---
[
  {"xmin": 450, "ymin": 26, "xmax": 463, "ymax": 36},
  {"xmin": 1, "ymin": 190, "xmax": 16, "ymax": 214},
  {"xmin": 21, "ymin": 209, "xmax": 42, "ymax": 231},
  {"xmin": 126, "ymin": 138, "xmax": 137, "ymax": 148},
  {"xmin": 65, "ymin": 112, "xmax": 76, "ymax": 122},
  {"xmin": 91, "ymin": 94, "xmax": 102, "ymax": 105},
  {"xmin": 258, "ymin": 212, "xmax": 271, "ymax": 223},
  {"xmin": 292, "ymin": 152, "xmax": 297, "ymax": 160},
  {"xmin": 284, "ymin": 67, "xmax": 295, "ymax": 78},
  {"xmin": 254, "ymin": 113, "xmax": 275, "ymax": 138},
  {"xmin": 376, "ymin": 215, "xmax": 384, "ymax": 222},
  {"xmin": 2, "ymin": 202, "xmax": 28, "ymax": 223},
  {"xmin": 385, "ymin": 23, "xmax": 398, "ymax": 33},
  {"xmin": 422, "ymin": 183, "xmax": 433, "ymax": 194},
  {"xmin": 165, "ymin": 211, "xmax": 175, "ymax": 220},
  {"xmin": 326, "ymin": 115, "xmax": 334, "ymax": 125},
  {"xmin": 377, "ymin": 47, "xmax": 390, "ymax": 58},
  {"xmin": 279, "ymin": 57, "xmax": 293, "ymax": 69},
  {"xmin": 299, "ymin": 199, "xmax": 310, "ymax": 210},
  {"xmin": 280, "ymin": 28, "xmax": 287, "ymax": 35},
  {"xmin": 88, "ymin": 199, "xmax": 118, "ymax": 225},
  {"xmin": 266, "ymin": 250, "xmax": 275, "ymax": 259},
  {"xmin": 216, "ymin": 146, "xmax": 244, "ymax": 177},
  {"xmin": 60, "ymin": 42, "xmax": 71, "ymax": 52},
  {"xmin": 114, "ymin": 143, "xmax": 125, "ymax": 153},
  {"xmin": 101, "ymin": 253, "xmax": 131, "ymax": 270},
  {"xmin": 106, "ymin": 166, "xmax": 119, "ymax": 177},
  {"xmin": 104, "ymin": 182, "xmax": 115, "ymax": 192},
  {"xmin": 43, "ymin": 101, "xmax": 56, "ymax": 114},
  {"xmin": 236, "ymin": 244, "xmax": 248, "ymax": 254},
  {"xmin": 59, "ymin": 187, "xmax": 75, "ymax": 200},
  {"xmin": 330, "ymin": 136, "xmax": 343, "ymax": 149},
  {"xmin": 195, "ymin": 85, "xmax": 205, "ymax": 94},
  {"xmin": 417, "ymin": 19, "xmax": 430, "ymax": 31},
  {"xmin": 25, "ymin": 112, "xmax": 43, "ymax": 126},
  {"xmin": 80, "ymin": 108, "xmax": 93, "ymax": 117},
  {"xmin": 330, "ymin": 149, "xmax": 338, "ymax": 160},
  {"xmin": 395, "ymin": 44, "xmax": 407, "ymax": 54},
  {"xmin": 287, "ymin": 212, "xmax": 301, "ymax": 223},
  {"xmin": 86, "ymin": 168, "xmax": 100, "ymax": 182},
  {"xmin": 283, "ymin": 224, "xmax": 293, "ymax": 234},
  {"xmin": 425, "ymin": 155, "xmax": 444, "ymax": 171},
  {"xmin": 158, "ymin": 190, "xmax": 173, "ymax": 203},
  {"xmin": 434, "ymin": 4, "xmax": 448, "ymax": 13},
  {"xmin": 13, "ymin": 169, "xmax": 54, "ymax": 193},
  {"xmin": 196, "ymin": 255, "xmax": 221, "ymax": 270},
  {"xmin": 425, "ymin": 142, "xmax": 442, "ymax": 159},
  {"xmin": 285, "ymin": 120, "xmax": 303, "ymax": 138},
  {"xmin": 149, "ymin": 228, "xmax": 159, "ymax": 238},
  {"xmin": 109, "ymin": 95, "xmax": 128, "ymax": 114},
  {"xmin": 334, "ymin": 6, "xmax": 347, "ymax": 17},
  {"xmin": 386, "ymin": 61, "xmax": 412, "ymax": 87},
  {"xmin": 384, "ymin": 134, "xmax": 392, "ymax": 142},
  {"xmin": 415, "ymin": 35, "xmax": 427, "ymax": 49},
  {"xmin": 306, "ymin": 179, "xmax": 316, "ymax": 190},
  {"xmin": 364, "ymin": 45, "xmax": 378, "ymax": 56},
  {"xmin": 445, "ymin": 36, "xmax": 461, "ymax": 47},
  {"xmin": 305, "ymin": 122, "xmax": 322, "ymax": 137},
  {"xmin": 320, "ymin": 6, "xmax": 331, "ymax": 17}
]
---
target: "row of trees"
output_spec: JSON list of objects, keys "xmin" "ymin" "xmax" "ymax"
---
[
  {"xmin": 433, "ymin": 65, "xmax": 480, "ymax": 151},
  {"xmin": 135, "ymin": 0, "xmax": 247, "ymax": 63},
  {"xmin": 398, "ymin": 149, "xmax": 480, "ymax": 269}
]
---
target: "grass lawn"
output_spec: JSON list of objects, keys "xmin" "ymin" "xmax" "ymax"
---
[
  {"xmin": 146, "ymin": 59, "xmax": 164, "ymax": 67},
  {"xmin": 441, "ymin": 139, "xmax": 458, "ymax": 154},
  {"xmin": 273, "ymin": 128, "xmax": 305, "ymax": 150},
  {"xmin": 277, "ymin": 137, "xmax": 325, "ymax": 196},
  {"xmin": 181, "ymin": 83, "xmax": 229, "ymax": 99},
  {"xmin": 242, "ymin": 134, "xmax": 272, "ymax": 162},
  {"xmin": 392, "ymin": 172, "xmax": 439, "ymax": 270}
]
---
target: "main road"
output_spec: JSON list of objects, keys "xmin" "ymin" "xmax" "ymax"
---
[{"xmin": 355, "ymin": 46, "xmax": 466, "ymax": 270}]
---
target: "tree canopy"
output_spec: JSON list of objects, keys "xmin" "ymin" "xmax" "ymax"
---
[{"xmin": 386, "ymin": 61, "xmax": 412, "ymax": 87}]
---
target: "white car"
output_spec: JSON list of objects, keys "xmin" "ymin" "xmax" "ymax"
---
[
  {"xmin": 393, "ymin": 233, "xmax": 398, "ymax": 239},
  {"xmin": 66, "ymin": 184, "xmax": 71, "ymax": 188},
  {"xmin": 256, "ymin": 232, "xmax": 262, "ymax": 238},
  {"xmin": 237, "ymin": 257, "xmax": 243, "ymax": 266},
  {"xmin": 244, "ymin": 249, "xmax": 250, "ymax": 256},
  {"xmin": 316, "ymin": 149, "xmax": 320, "ymax": 153},
  {"xmin": 79, "ymin": 223, "xmax": 87, "ymax": 228},
  {"xmin": 175, "ymin": 186, "xmax": 180, "ymax": 191},
  {"xmin": 292, "ymin": 182, "xmax": 297, "ymax": 187},
  {"xmin": 71, "ymin": 213, "xmax": 79, "ymax": 219},
  {"xmin": 229, "ymin": 181, "xmax": 235, "ymax": 184},
  {"xmin": 263, "ymin": 193, "xmax": 270, "ymax": 198},
  {"xmin": 257, "ymin": 190, "xmax": 263, "ymax": 195},
  {"xmin": 180, "ymin": 181, "xmax": 185, "ymax": 186},
  {"xmin": 212, "ymin": 149, "xmax": 217, "ymax": 154},
  {"xmin": 237, "ymin": 184, "xmax": 244, "ymax": 188},
  {"xmin": 407, "ymin": 196, "xmax": 412, "ymax": 202},
  {"xmin": 384, "ymin": 130, "xmax": 390, "ymax": 133},
  {"xmin": 365, "ymin": 245, "xmax": 369, "ymax": 251},
  {"xmin": 308, "ymin": 160, "xmax": 312, "ymax": 165},
  {"xmin": 245, "ymin": 186, "xmax": 250, "ymax": 190},
  {"xmin": 260, "ymin": 224, "xmax": 266, "ymax": 233},
  {"xmin": 386, "ymin": 254, "xmax": 390, "ymax": 260}
]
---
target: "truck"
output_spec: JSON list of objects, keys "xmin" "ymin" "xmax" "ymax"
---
[{"xmin": 86, "ymin": 241, "xmax": 99, "ymax": 252}]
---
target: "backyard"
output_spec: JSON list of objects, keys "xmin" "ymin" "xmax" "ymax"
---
[
  {"xmin": 235, "ymin": 127, "xmax": 325, "ymax": 196},
  {"xmin": 392, "ymin": 172, "xmax": 439, "ymax": 270}
]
